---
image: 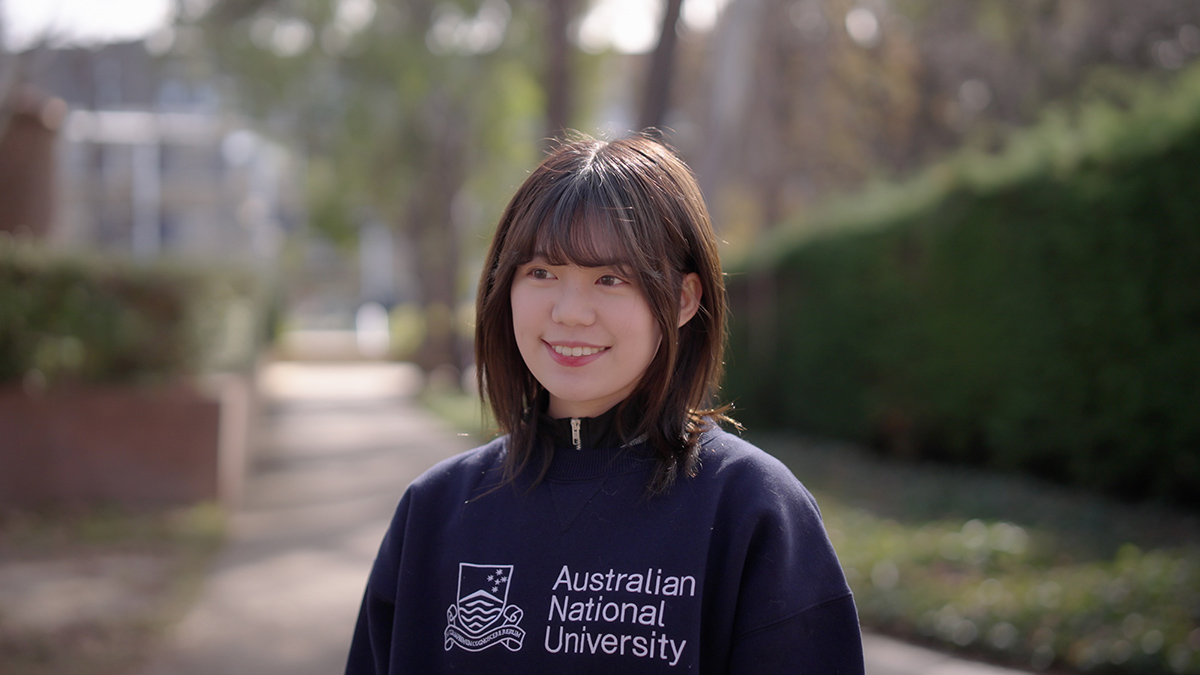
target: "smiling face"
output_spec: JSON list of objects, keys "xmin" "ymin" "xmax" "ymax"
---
[
  {"xmin": 476, "ymin": 136, "xmax": 723, "ymax": 488},
  {"xmin": 511, "ymin": 259, "xmax": 662, "ymax": 419}
]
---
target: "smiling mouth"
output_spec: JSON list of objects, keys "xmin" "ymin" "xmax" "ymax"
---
[{"xmin": 551, "ymin": 345, "xmax": 606, "ymax": 357}]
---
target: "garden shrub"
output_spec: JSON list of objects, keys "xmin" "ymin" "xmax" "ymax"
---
[
  {"xmin": 0, "ymin": 241, "xmax": 273, "ymax": 386},
  {"xmin": 726, "ymin": 64, "xmax": 1200, "ymax": 507}
]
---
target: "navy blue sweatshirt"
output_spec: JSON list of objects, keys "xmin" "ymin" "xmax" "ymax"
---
[{"xmin": 346, "ymin": 413, "xmax": 864, "ymax": 674}]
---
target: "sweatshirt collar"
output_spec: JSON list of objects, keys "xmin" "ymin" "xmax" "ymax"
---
[
  {"xmin": 537, "ymin": 404, "xmax": 653, "ymax": 480},
  {"xmin": 540, "ymin": 404, "xmax": 639, "ymax": 451}
]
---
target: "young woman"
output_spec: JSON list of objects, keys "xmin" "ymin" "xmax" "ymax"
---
[{"xmin": 346, "ymin": 134, "xmax": 864, "ymax": 674}]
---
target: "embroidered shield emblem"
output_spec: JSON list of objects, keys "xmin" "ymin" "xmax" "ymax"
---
[{"xmin": 445, "ymin": 562, "xmax": 525, "ymax": 652}]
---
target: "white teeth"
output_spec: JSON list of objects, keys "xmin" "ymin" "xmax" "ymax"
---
[{"xmin": 553, "ymin": 345, "xmax": 603, "ymax": 357}]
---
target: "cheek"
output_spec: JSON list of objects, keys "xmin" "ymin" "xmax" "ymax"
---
[
  {"xmin": 509, "ymin": 286, "xmax": 535, "ymax": 334},
  {"xmin": 624, "ymin": 301, "xmax": 663, "ymax": 359}
]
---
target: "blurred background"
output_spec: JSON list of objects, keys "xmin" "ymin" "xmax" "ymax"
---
[{"xmin": 1, "ymin": 0, "xmax": 1199, "ymax": 674}]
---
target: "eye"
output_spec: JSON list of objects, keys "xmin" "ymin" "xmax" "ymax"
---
[
  {"xmin": 526, "ymin": 266, "xmax": 555, "ymax": 280},
  {"xmin": 597, "ymin": 274, "xmax": 627, "ymax": 287}
]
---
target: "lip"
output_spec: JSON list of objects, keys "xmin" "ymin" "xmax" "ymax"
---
[{"xmin": 544, "ymin": 341, "xmax": 608, "ymax": 367}]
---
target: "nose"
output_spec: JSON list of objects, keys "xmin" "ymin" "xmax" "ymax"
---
[{"xmin": 550, "ymin": 282, "xmax": 596, "ymax": 326}]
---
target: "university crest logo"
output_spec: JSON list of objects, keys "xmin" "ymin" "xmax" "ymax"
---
[{"xmin": 445, "ymin": 562, "xmax": 525, "ymax": 653}]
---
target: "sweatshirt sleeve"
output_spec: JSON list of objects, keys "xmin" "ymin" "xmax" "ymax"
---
[
  {"xmin": 729, "ymin": 595, "xmax": 864, "ymax": 674},
  {"xmin": 345, "ymin": 490, "xmax": 411, "ymax": 675},
  {"xmin": 345, "ymin": 585, "xmax": 395, "ymax": 674},
  {"xmin": 723, "ymin": 452, "xmax": 865, "ymax": 674}
]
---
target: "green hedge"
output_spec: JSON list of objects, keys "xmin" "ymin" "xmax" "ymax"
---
[
  {"xmin": 726, "ymin": 66, "xmax": 1200, "ymax": 507},
  {"xmin": 0, "ymin": 242, "xmax": 273, "ymax": 386}
]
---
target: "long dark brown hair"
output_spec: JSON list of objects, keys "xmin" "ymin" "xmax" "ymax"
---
[{"xmin": 475, "ymin": 133, "xmax": 730, "ymax": 493}]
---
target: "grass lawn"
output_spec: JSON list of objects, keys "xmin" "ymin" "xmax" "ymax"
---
[
  {"xmin": 0, "ymin": 504, "xmax": 224, "ymax": 675},
  {"xmin": 754, "ymin": 433, "xmax": 1200, "ymax": 675}
]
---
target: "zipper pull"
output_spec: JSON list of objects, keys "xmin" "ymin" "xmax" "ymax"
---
[{"xmin": 571, "ymin": 418, "xmax": 582, "ymax": 450}]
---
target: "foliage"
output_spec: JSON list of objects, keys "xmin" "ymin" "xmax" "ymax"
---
[
  {"xmin": 0, "ymin": 502, "xmax": 225, "ymax": 554},
  {"xmin": 0, "ymin": 241, "xmax": 274, "ymax": 386},
  {"xmin": 183, "ymin": 0, "xmax": 551, "ymax": 370},
  {"xmin": 761, "ymin": 435, "xmax": 1200, "ymax": 675},
  {"xmin": 678, "ymin": 0, "xmax": 1200, "ymax": 253},
  {"xmin": 838, "ymin": 519, "xmax": 1200, "ymax": 675},
  {"xmin": 725, "ymin": 62, "xmax": 1200, "ymax": 507},
  {"xmin": 418, "ymin": 386, "xmax": 497, "ymax": 445}
]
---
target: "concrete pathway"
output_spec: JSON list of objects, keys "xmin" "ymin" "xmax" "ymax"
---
[
  {"xmin": 142, "ymin": 361, "xmax": 1031, "ymax": 675},
  {"xmin": 140, "ymin": 362, "xmax": 473, "ymax": 675},
  {"xmin": 863, "ymin": 633, "xmax": 1030, "ymax": 675}
]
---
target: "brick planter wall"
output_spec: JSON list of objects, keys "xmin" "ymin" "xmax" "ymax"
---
[{"xmin": 0, "ymin": 383, "xmax": 222, "ymax": 508}]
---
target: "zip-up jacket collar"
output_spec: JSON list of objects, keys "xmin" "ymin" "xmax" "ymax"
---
[
  {"xmin": 539, "ymin": 404, "xmax": 638, "ymax": 451},
  {"xmin": 533, "ymin": 404, "xmax": 657, "ymax": 481}
]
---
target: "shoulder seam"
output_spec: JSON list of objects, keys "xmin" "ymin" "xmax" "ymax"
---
[{"xmin": 733, "ymin": 592, "xmax": 855, "ymax": 642}]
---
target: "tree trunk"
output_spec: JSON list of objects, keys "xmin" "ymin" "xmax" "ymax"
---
[
  {"xmin": 638, "ymin": 0, "xmax": 684, "ymax": 131},
  {"xmin": 696, "ymin": 0, "xmax": 767, "ymax": 224},
  {"xmin": 409, "ymin": 93, "xmax": 468, "ymax": 375},
  {"xmin": 544, "ymin": 0, "xmax": 575, "ymax": 143}
]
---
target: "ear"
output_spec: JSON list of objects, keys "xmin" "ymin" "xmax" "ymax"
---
[{"xmin": 677, "ymin": 273, "xmax": 702, "ymax": 327}]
